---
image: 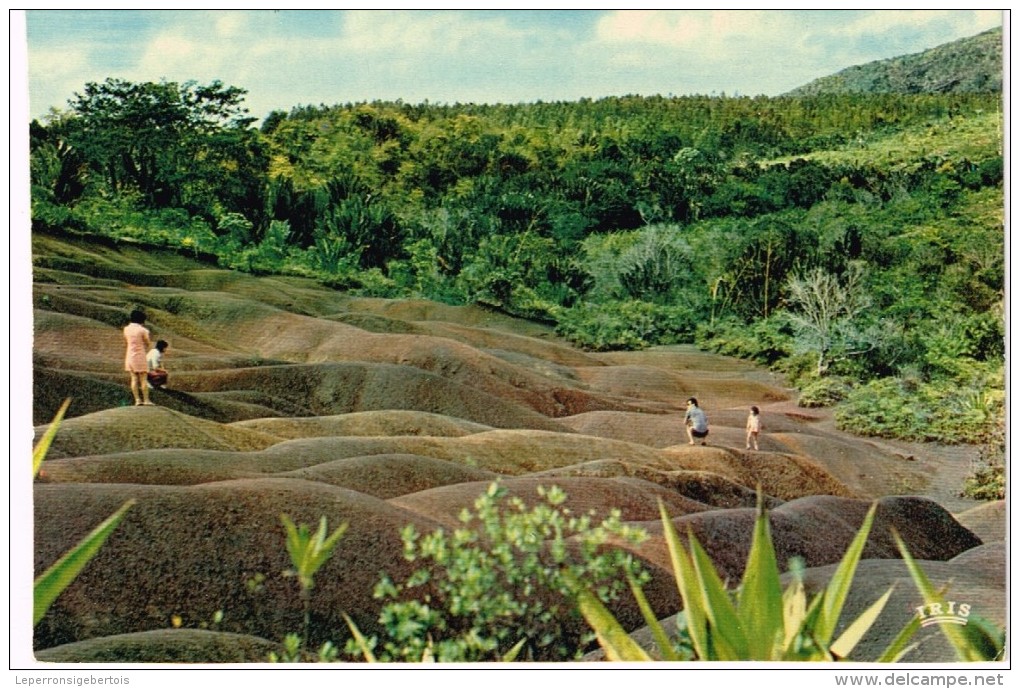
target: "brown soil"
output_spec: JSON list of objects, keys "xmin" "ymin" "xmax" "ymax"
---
[{"xmin": 29, "ymin": 232, "xmax": 1004, "ymax": 663}]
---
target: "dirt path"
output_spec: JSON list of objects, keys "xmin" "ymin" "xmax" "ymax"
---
[
  {"xmin": 842, "ymin": 428, "xmax": 985, "ymax": 515},
  {"xmin": 760, "ymin": 396, "xmax": 984, "ymax": 515},
  {"xmin": 590, "ymin": 345, "xmax": 988, "ymax": 516}
]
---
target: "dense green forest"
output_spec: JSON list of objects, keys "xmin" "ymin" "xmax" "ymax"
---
[{"xmin": 29, "ymin": 64, "xmax": 1004, "ymax": 472}]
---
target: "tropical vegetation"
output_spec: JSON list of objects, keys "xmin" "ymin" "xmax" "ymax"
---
[
  {"xmin": 570, "ymin": 496, "xmax": 1005, "ymax": 662},
  {"xmin": 29, "ymin": 32, "xmax": 1004, "ymax": 471}
]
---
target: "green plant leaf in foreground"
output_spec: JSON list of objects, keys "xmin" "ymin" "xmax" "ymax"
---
[
  {"xmin": 342, "ymin": 612, "xmax": 378, "ymax": 663},
  {"xmin": 281, "ymin": 514, "xmax": 348, "ymax": 591},
  {"xmin": 815, "ymin": 502, "xmax": 878, "ymax": 647},
  {"xmin": 34, "ymin": 499, "xmax": 136, "ymax": 626},
  {"xmin": 575, "ymin": 496, "xmax": 923, "ymax": 662},
  {"xmin": 893, "ymin": 529, "xmax": 1005, "ymax": 661},
  {"xmin": 33, "ymin": 397, "xmax": 135, "ymax": 628},
  {"xmin": 626, "ymin": 572, "xmax": 681, "ymax": 661},
  {"xmin": 737, "ymin": 492, "xmax": 784, "ymax": 659},
  {"xmin": 829, "ymin": 586, "xmax": 894, "ymax": 659},
  {"xmin": 564, "ymin": 570, "xmax": 652, "ymax": 661},
  {"xmin": 875, "ymin": 607, "xmax": 921, "ymax": 663},
  {"xmin": 659, "ymin": 501, "xmax": 712, "ymax": 659},
  {"xmin": 688, "ymin": 532, "xmax": 747, "ymax": 660},
  {"xmin": 33, "ymin": 398, "xmax": 71, "ymax": 477}
]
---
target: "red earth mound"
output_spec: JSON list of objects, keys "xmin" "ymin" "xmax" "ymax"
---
[
  {"xmin": 274, "ymin": 454, "xmax": 501, "ymax": 499},
  {"xmin": 34, "ymin": 629, "xmax": 281, "ymax": 663},
  {"xmin": 229, "ymin": 409, "xmax": 494, "ymax": 439},
  {"xmin": 35, "ymin": 406, "xmax": 282, "ymax": 459},
  {"xmin": 617, "ymin": 495, "xmax": 982, "ymax": 583},
  {"xmin": 33, "ymin": 479, "xmax": 445, "ymax": 651},
  {"xmin": 28, "ymin": 233, "xmax": 1001, "ymax": 663},
  {"xmin": 388, "ymin": 476, "xmax": 716, "ymax": 528}
]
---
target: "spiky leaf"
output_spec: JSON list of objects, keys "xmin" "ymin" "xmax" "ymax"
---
[
  {"xmin": 567, "ymin": 571, "xmax": 652, "ymax": 661},
  {"xmin": 627, "ymin": 572, "xmax": 681, "ymax": 661},
  {"xmin": 688, "ymin": 531, "xmax": 746, "ymax": 660},
  {"xmin": 829, "ymin": 586, "xmax": 893, "ymax": 659},
  {"xmin": 33, "ymin": 398, "xmax": 71, "ymax": 476},
  {"xmin": 659, "ymin": 501, "xmax": 711, "ymax": 659},
  {"xmin": 34, "ymin": 499, "xmax": 135, "ymax": 626},
  {"xmin": 737, "ymin": 495, "xmax": 784, "ymax": 659},
  {"xmin": 893, "ymin": 529, "xmax": 1003, "ymax": 661},
  {"xmin": 343, "ymin": 612, "xmax": 377, "ymax": 662},
  {"xmin": 815, "ymin": 502, "xmax": 877, "ymax": 645}
]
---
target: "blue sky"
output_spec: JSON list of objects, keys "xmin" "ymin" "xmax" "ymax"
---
[{"xmin": 17, "ymin": 9, "xmax": 1003, "ymax": 123}]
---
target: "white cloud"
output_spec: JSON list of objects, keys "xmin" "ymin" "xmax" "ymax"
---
[
  {"xmin": 595, "ymin": 10, "xmax": 793, "ymax": 48},
  {"xmin": 585, "ymin": 9, "xmax": 1002, "ymax": 98},
  {"xmin": 114, "ymin": 9, "xmax": 551, "ymax": 113},
  {"xmin": 21, "ymin": 9, "xmax": 1004, "ymax": 120},
  {"xmin": 342, "ymin": 11, "xmax": 454, "ymax": 54},
  {"xmin": 340, "ymin": 10, "xmax": 530, "ymax": 57},
  {"xmin": 836, "ymin": 9, "xmax": 1000, "ymax": 40},
  {"xmin": 27, "ymin": 45, "xmax": 96, "ymax": 115},
  {"xmin": 586, "ymin": 10, "xmax": 818, "ymax": 95},
  {"xmin": 28, "ymin": 45, "xmax": 91, "ymax": 84},
  {"xmin": 142, "ymin": 34, "xmax": 202, "ymax": 69},
  {"xmin": 593, "ymin": 9, "xmax": 999, "ymax": 62},
  {"xmin": 214, "ymin": 11, "xmax": 247, "ymax": 38}
]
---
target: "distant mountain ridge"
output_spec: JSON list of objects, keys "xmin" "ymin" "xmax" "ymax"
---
[{"xmin": 786, "ymin": 26, "xmax": 1002, "ymax": 96}]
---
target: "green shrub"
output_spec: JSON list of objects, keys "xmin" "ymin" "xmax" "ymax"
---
[
  {"xmin": 65, "ymin": 195, "xmax": 219, "ymax": 253},
  {"xmin": 695, "ymin": 317, "xmax": 794, "ymax": 366},
  {"xmin": 834, "ymin": 374, "xmax": 1003, "ymax": 444},
  {"xmin": 962, "ymin": 464, "xmax": 1004, "ymax": 501},
  {"xmin": 31, "ymin": 197, "xmax": 75, "ymax": 232},
  {"xmin": 774, "ymin": 351, "xmax": 819, "ymax": 387},
  {"xmin": 920, "ymin": 311, "xmax": 1006, "ymax": 381},
  {"xmin": 798, "ymin": 376, "xmax": 854, "ymax": 408},
  {"xmin": 386, "ymin": 239, "xmax": 451, "ymax": 298},
  {"xmin": 961, "ymin": 398, "xmax": 1005, "ymax": 501},
  {"xmin": 557, "ymin": 300, "xmax": 698, "ymax": 351},
  {"xmin": 456, "ymin": 232, "xmax": 568, "ymax": 318},
  {"xmin": 217, "ymin": 220, "xmax": 297, "ymax": 274},
  {"xmin": 347, "ymin": 482, "xmax": 648, "ymax": 662}
]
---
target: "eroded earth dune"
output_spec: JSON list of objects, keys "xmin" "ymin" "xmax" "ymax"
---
[{"xmin": 31, "ymin": 232, "xmax": 1003, "ymax": 663}]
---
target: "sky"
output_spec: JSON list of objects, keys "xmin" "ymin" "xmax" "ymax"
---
[
  {"xmin": 5, "ymin": 8, "xmax": 1012, "ymax": 676},
  {"xmin": 16, "ymin": 9, "xmax": 1004, "ymax": 124}
]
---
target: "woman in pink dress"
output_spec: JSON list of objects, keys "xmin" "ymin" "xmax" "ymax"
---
[{"xmin": 124, "ymin": 309, "xmax": 153, "ymax": 406}]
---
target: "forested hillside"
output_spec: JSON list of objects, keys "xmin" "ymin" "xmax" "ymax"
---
[
  {"xmin": 29, "ymin": 32, "xmax": 1004, "ymax": 476},
  {"xmin": 786, "ymin": 27, "xmax": 1003, "ymax": 96}
]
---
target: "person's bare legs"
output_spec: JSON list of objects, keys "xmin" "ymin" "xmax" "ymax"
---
[
  {"xmin": 131, "ymin": 372, "xmax": 152, "ymax": 405},
  {"xmin": 130, "ymin": 372, "xmax": 142, "ymax": 405},
  {"xmin": 686, "ymin": 426, "xmax": 695, "ymax": 445}
]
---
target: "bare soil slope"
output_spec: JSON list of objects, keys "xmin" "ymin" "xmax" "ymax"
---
[{"xmin": 30, "ymin": 231, "xmax": 1000, "ymax": 663}]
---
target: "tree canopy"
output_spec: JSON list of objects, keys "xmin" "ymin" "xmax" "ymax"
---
[{"xmin": 30, "ymin": 81, "xmax": 1004, "ymax": 445}]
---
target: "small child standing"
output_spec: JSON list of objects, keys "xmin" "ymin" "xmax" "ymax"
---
[{"xmin": 746, "ymin": 405, "xmax": 762, "ymax": 450}]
